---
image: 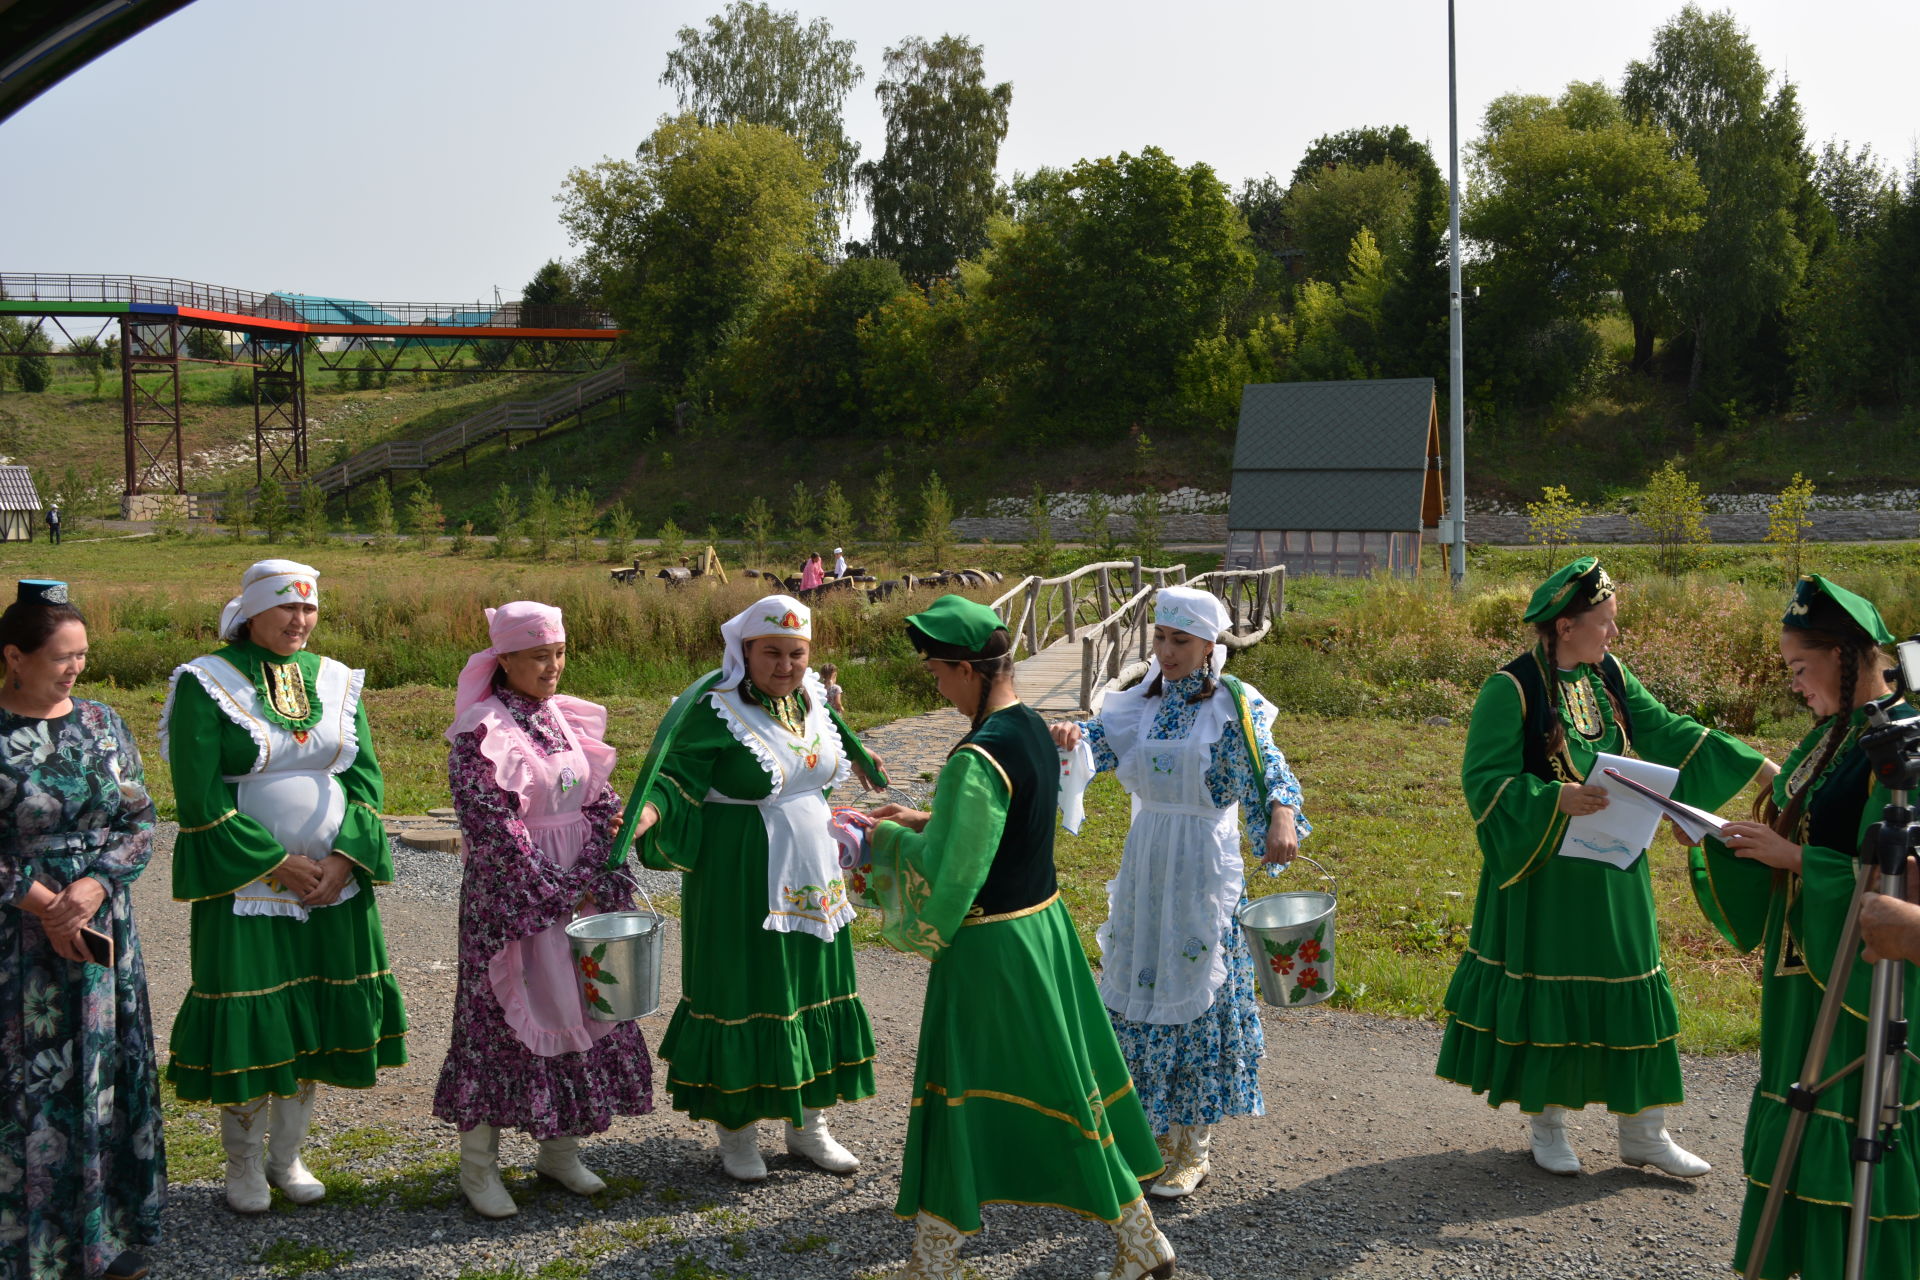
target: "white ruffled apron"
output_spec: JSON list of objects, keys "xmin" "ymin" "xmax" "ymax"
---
[
  {"xmin": 167, "ymin": 654, "xmax": 364, "ymax": 923},
  {"xmin": 480, "ymin": 698, "xmax": 617, "ymax": 1057},
  {"xmin": 1098, "ymin": 691, "xmax": 1244, "ymax": 1024},
  {"xmin": 705, "ymin": 683, "xmax": 855, "ymax": 941}
]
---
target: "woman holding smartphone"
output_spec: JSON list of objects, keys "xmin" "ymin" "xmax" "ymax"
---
[{"xmin": 0, "ymin": 579, "xmax": 165, "ymax": 1280}]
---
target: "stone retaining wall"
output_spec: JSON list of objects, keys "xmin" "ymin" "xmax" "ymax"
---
[{"xmin": 953, "ymin": 510, "xmax": 1915, "ymax": 545}]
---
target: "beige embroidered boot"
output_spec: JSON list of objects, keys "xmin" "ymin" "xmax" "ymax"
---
[
  {"xmin": 884, "ymin": 1211, "xmax": 963, "ymax": 1280},
  {"xmin": 1149, "ymin": 1122, "xmax": 1212, "ymax": 1198},
  {"xmin": 1529, "ymin": 1106, "xmax": 1581, "ymax": 1175},
  {"xmin": 785, "ymin": 1107, "xmax": 860, "ymax": 1173},
  {"xmin": 1618, "ymin": 1107, "xmax": 1711, "ymax": 1177},
  {"xmin": 715, "ymin": 1122, "xmax": 768, "ymax": 1182},
  {"xmin": 1106, "ymin": 1195, "xmax": 1177, "ymax": 1280},
  {"xmin": 220, "ymin": 1098, "xmax": 271, "ymax": 1214},
  {"xmin": 458, "ymin": 1124, "xmax": 518, "ymax": 1218},
  {"xmin": 265, "ymin": 1082, "xmax": 325, "ymax": 1204},
  {"xmin": 534, "ymin": 1135, "xmax": 608, "ymax": 1195}
]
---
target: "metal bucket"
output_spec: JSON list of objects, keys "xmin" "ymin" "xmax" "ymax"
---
[
  {"xmin": 566, "ymin": 873, "xmax": 667, "ymax": 1021},
  {"xmin": 1237, "ymin": 855, "xmax": 1336, "ymax": 1008}
]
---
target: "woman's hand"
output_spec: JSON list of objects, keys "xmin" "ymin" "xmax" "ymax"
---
[
  {"xmin": 271, "ymin": 855, "xmax": 322, "ymax": 899},
  {"xmin": 1556, "ymin": 783, "xmax": 1609, "ymax": 816},
  {"xmin": 1667, "ymin": 818, "xmax": 1699, "ymax": 847},
  {"xmin": 41, "ymin": 876, "xmax": 107, "ymax": 933},
  {"xmin": 1050, "ymin": 722, "xmax": 1083, "ymax": 749},
  {"xmin": 630, "ymin": 803, "xmax": 661, "ymax": 838},
  {"xmin": 302, "ymin": 854, "xmax": 355, "ymax": 907},
  {"xmin": 37, "ymin": 914, "xmax": 92, "ymax": 965},
  {"xmin": 870, "ymin": 803, "xmax": 930, "ymax": 833},
  {"xmin": 854, "ymin": 754, "xmax": 889, "ymax": 792},
  {"xmin": 1262, "ymin": 804, "xmax": 1300, "ymax": 867},
  {"xmin": 1718, "ymin": 820, "xmax": 1803, "ymax": 873}
]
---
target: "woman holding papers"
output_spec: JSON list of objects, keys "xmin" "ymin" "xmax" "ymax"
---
[
  {"xmin": 1435, "ymin": 556, "xmax": 1772, "ymax": 1176},
  {"xmin": 1691, "ymin": 576, "xmax": 1920, "ymax": 1280}
]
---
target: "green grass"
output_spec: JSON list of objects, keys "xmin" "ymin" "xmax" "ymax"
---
[{"xmin": 257, "ymin": 1238, "xmax": 354, "ymax": 1277}]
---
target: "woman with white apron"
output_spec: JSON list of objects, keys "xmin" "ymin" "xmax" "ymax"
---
[
  {"xmin": 626, "ymin": 595, "xmax": 888, "ymax": 1181},
  {"xmin": 162, "ymin": 559, "xmax": 409, "ymax": 1215},
  {"xmin": 1053, "ymin": 586, "xmax": 1309, "ymax": 1198},
  {"xmin": 435, "ymin": 601, "xmax": 653, "ymax": 1219}
]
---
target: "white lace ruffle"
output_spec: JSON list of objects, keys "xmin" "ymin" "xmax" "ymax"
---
[
  {"xmin": 706, "ymin": 686, "xmax": 784, "ymax": 786},
  {"xmin": 328, "ymin": 659, "xmax": 366, "ymax": 775},
  {"xmin": 160, "ymin": 660, "xmax": 273, "ymax": 772},
  {"xmin": 803, "ymin": 668, "xmax": 853, "ymax": 792}
]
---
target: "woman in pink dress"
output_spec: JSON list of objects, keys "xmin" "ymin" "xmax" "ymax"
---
[
  {"xmin": 799, "ymin": 554, "xmax": 825, "ymax": 591},
  {"xmin": 433, "ymin": 601, "xmax": 652, "ymax": 1218}
]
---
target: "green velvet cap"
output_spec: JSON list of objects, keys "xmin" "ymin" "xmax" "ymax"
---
[
  {"xmin": 1523, "ymin": 556, "xmax": 1615, "ymax": 624},
  {"xmin": 904, "ymin": 594, "xmax": 1009, "ymax": 661},
  {"xmin": 1783, "ymin": 574, "xmax": 1894, "ymax": 645}
]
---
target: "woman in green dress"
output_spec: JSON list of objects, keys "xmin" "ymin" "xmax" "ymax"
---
[
  {"xmin": 1435, "ymin": 556, "xmax": 1772, "ymax": 1175},
  {"xmin": 866, "ymin": 594, "xmax": 1172, "ymax": 1280},
  {"xmin": 627, "ymin": 593, "xmax": 886, "ymax": 1181},
  {"xmin": 160, "ymin": 559, "xmax": 408, "ymax": 1214},
  {"xmin": 1693, "ymin": 575, "xmax": 1920, "ymax": 1280},
  {"xmin": 0, "ymin": 580, "xmax": 165, "ymax": 1280}
]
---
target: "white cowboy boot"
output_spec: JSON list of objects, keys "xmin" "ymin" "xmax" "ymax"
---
[
  {"xmin": 715, "ymin": 1122, "xmax": 768, "ymax": 1182},
  {"xmin": 884, "ymin": 1211, "xmax": 963, "ymax": 1280},
  {"xmin": 534, "ymin": 1135, "xmax": 607, "ymax": 1195},
  {"xmin": 1529, "ymin": 1106, "xmax": 1582, "ymax": 1175},
  {"xmin": 785, "ymin": 1107, "xmax": 860, "ymax": 1174},
  {"xmin": 220, "ymin": 1099, "xmax": 271, "ymax": 1214},
  {"xmin": 1106, "ymin": 1195, "xmax": 1177, "ymax": 1280},
  {"xmin": 458, "ymin": 1125, "xmax": 518, "ymax": 1218},
  {"xmin": 265, "ymin": 1083, "xmax": 326, "ymax": 1204},
  {"xmin": 1149, "ymin": 1122, "xmax": 1211, "ymax": 1199},
  {"xmin": 1618, "ymin": 1107, "xmax": 1711, "ymax": 1177}
]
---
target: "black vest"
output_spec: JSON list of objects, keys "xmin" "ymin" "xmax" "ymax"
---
[
  {"xmin": 1500, "ymin": 648, "xmax": 1635, "ymax": 783},
  {"xmin": 956, "ymin": 703, "xmax": 1060, "ymax": 917},
  {"xmin": 1799, "ymin": 703, "xmax": 1911, "ymax": 852}
]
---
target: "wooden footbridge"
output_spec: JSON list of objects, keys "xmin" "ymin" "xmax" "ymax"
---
[{"xmin": 989, "ymin": 559, "xmax": 1287, "ymax": 714}]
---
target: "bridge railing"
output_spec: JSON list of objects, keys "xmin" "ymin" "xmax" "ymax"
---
[
  {"xmin": 995, "ymin": 558, "xmax": 1188, "ymax": 661},
  {"xmin": 0, "ymin": 272, "xmax": 618, "ymax": 330},
  {"xmin": 1184, "ymin": 564, "xmax": 1288, "ymax": 644},
  {"xmin": 1074, "ymin": 563, "xmax": 1288, "ymax": 711}
]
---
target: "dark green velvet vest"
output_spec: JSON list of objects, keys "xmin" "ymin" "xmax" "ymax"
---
[
  {"xmin": 957, "ymin": 703, "xmax": 1060, "ymax": 917},
  {"xmin": 1500, "ymin": 647, "xmax": 1634, "ymax": 783}
]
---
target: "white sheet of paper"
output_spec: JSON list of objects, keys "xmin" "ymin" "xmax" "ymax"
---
[
  {"xmin": 1557, "ymin": 752, "xmax": 1680, "ymax": 870},
  {"xmin": 1600, "ymin": 766, "xmax": 1729, "ymax": 843}
]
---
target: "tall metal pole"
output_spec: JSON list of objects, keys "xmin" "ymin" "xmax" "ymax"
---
[{"xmin": 1447, "ymin": 0, "xmax": 1467, "ymax": 585}]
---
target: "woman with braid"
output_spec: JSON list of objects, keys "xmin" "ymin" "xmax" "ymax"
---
[
  {"xmin": 1436, "ymin": 557, "xmax": 1773, "ymax": 1176},
  {"xmin": 1692, "ymin": 576, "xmax": 1920, "ymax": 1280}
]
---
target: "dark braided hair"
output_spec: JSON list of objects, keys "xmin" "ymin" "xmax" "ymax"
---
[
  {"xmin": 1762, "ymin": 625, "xmax": 1879, "ymax": 838},
  {"xmin": 967, "ymin": 654, "xmax": 1016, "ymax": 730},
  {"xmin": 1535, "ymin": 597, "xmax": 1626, "ymax": 759}
]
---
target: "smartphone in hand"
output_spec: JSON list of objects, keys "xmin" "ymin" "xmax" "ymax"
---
[{"xmin": 80, "ymin": 926, "xmax": 114, "ymax": 968}]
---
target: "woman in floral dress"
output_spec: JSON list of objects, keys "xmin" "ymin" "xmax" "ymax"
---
[
  {"xmin": 435, "ymin": 601, "xmax": 652, "ymax": 1219},
  {"xmin": 0, "ymin": 579, "xmax": 164, "ymax": 1280},
  {"xmin": 1052, "ymin": 586, "xmax": 1307, "ymax": 1200}
]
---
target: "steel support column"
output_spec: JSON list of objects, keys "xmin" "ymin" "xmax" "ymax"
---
[
  {"xmin": 250, "ymin": 333, "xmax": 307, "ymax": 482},
  {"xmin": 121, "ymin": 314, "xmax": 184, "ymax": 494}
]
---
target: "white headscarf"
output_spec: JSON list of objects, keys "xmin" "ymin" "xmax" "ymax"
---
[
  {"xmin": 720, "ymin": 594, "xmax": 812, "ymax": 689},
  {"xmin": 220, "ymin": 559, "xmax": 320, "ymax": 641},
  {"xmin": 1153, "ymin": 585, "xmax": 1231, "ymax": 644},
  {"xmin": 1098, "ymin": 586, "xmax": 1232, "ymax": 746}
]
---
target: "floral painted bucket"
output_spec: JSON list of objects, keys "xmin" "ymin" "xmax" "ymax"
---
[
  {"xmin": 566, "ymin": 870, "xmax": 668, "ymax": 1022},
  {"xmin": 1237, "ymin": 855, "xmax": 1336, "ymax": 1008}
]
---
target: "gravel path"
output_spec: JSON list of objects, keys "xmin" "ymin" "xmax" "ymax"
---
[{"xmin": 132, "ymin": 728, "xmax": 1766, "ymax": 1280}]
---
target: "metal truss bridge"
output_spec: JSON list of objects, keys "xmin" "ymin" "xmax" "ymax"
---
[{"xmin": 0, "ymin": 272, "xmax": 625, "ymax": 497}]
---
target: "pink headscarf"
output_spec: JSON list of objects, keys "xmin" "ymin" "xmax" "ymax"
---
[{"xmin": 453, "ymin": 600, "xmax": 566, "ymax": 715}]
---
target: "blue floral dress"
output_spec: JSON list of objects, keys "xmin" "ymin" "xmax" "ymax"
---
[
  {"xmin": 1077, "ymin": 671, "xmax": 1310, "ymax": 1133},
  {"xmin": 0, "ymin": 699, "xmax": 165, "ymax": 1280}
]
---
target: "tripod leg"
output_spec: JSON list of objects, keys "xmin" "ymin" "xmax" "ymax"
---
[
  {"xmin": 1744, "ymin": 861, "xmax": 1875, "ymax": 1280},
  {"xmin": 1845, "ymin": 859, "xmax": 1910, "ymax": 1280}
]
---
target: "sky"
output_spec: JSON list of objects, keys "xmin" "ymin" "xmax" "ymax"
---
[{"xmin": 1, "ymin": 0, "xmax": 1914, "ymax": 305}]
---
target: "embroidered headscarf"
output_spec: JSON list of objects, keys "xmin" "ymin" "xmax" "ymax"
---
[
  {"xmin": 720, "ymin": 594, "xmax": 811, "ymax": 690},
  {"xmin": 220, "ymin": 559, "xmax": 320, "ymax": 641},
  {"xmin": 453, "ymin": 600, "xmax": 567, "ymax": 714}
]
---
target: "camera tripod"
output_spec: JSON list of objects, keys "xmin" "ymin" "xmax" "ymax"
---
[{"xmin": 1744, "ymin": 694, "xmax": 1920, "ymax": 1280}]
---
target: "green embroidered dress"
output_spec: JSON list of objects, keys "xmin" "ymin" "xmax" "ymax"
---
[
  {"xmin": 868, "ymin": 703, "xmax": 1162, "ymax": 1233},
  {"xmin": 161, "ymin": 642, "xmax": 408, "ymax": 1103},
  {"xmin": 638, "ymin": 683, "xmax": 880, "ymax": 1130},
  {"xmin": 1435, "ymin": 646, "xmax": 1766, "ymax": 1114},
  {"xmin": 1691, "ymin": 704, "xmax": 1920, "ymax": 1280}
]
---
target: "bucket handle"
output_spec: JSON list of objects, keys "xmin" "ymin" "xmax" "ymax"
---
[
  {"xmin": 1280, "ymin": 853, "xmax": 1335, "ymax": 900},
  {"xmin": 608, "ymin": 864, "xmax": 661, "ymax": 921}
]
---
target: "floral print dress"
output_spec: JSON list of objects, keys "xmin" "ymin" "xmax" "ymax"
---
[
  {"xmin": 1078, "ymin": 671, "xmax": 1310, "ymax": 1133},
  {"xmin": 0, "ymin": 699, "xmax": 165, "ymax": 1280},
  {"xmin": 432, "ymin": 688, "xmax": 652, "ymax": 1139}
]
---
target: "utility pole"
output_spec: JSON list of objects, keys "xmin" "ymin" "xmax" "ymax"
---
[{"xmin": 1446, "ymin": 0, "xmax": 1467, "ymax": 585}]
